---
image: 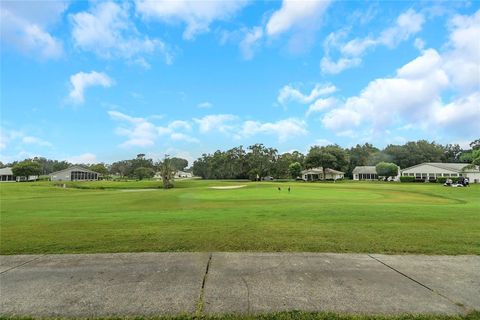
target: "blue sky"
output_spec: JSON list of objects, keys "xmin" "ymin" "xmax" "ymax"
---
[{"xmin": 1, "ymin": 0, "xmax": 479, "ymax": 165}]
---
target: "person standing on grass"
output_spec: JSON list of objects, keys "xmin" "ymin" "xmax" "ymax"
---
[
  {"xmin": 278, "ymin": 187, "xmax": 281, "ymax": 192},
  {"xmin": 288, "ymin": 186, "xmax": 291, "ymax": 193}
]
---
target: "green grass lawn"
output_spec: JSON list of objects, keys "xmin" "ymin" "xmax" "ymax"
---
[{"xmin": 1, "ymin": 179, "xmax": 479, "ymax": 255}]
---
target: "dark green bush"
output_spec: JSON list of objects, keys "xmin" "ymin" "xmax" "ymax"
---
[{"xmin": 400, "ymin": 176, "xmax": 415, "ymax": 182}]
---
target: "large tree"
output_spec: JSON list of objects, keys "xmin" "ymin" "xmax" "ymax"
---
[
  {"xmin": 375, "ymin": 162, "xmax": 399, "ymax": 180},
  {"xmin": 170, "ymin": 157, "xmax": 189, "ymax": 172},
  {"xmin": 305, "ymin": 145, "xmax": 349, "ymax": 180},
  {"xmin": 12, "ymin": 160, "xmax": 41, "ymax": 180},
  {"xmin": 347, "ymin": 143, "xmax": 379, "ymax": 177},
  {"xmin": 384, "ymin": 140, "xmax": 444, "ymax": 168},
  {"xmin": 246, "ymin": 144, "xmax": 278, "ymax": 180},
  {"xmin": 133, "ymin": 167, "xmax": 155, "ymax": 180}
]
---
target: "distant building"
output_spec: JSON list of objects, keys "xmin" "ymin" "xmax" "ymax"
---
[
  {"xmin": 175, "ymin": 171, "xmax": 193, "ymax": 178},
  {"xmin": 301, "ymin": 167, "xmax": 344, "ymax": 181},
  {"xmin": 353, "ymin": 165, "xmax": 401, "ymax": 181},
  {"xmin": 352, "ymin": 166, "xmax": 378, "ymax": 180},
  {"xmin": 0, "ymin": 167, "xmax": 38, "ymax": 182},
  {"xmin": 49, "ymin": 166, "xmax": 101, "ymax": 181},
  {"xmin": 0, "ymin": 167, "xmax": 15, "ymax": 182},
  {"xmin": 401, "ymin": 163, "xmax": 480, "ymax": 183}
]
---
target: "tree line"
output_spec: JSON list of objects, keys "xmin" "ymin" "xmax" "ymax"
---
[
  {"xmin": 192, "ymin": 139, "xmax": 480, "ymax": 180},
  {"xmin": 2, "ymin": 139, "xmax": 479, "ymax": 182}
]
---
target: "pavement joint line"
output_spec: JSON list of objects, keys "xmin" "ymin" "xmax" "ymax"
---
[
  {"xmin": 240, "ymin": 275, "xmax": 251, "ymax": 313},
  {"xmin": 0, "ymin": 255, "xmax": 44, "ymax": 275},
  {"xmin": 195, "ymin": 252, "xmax": 213, "ymax": 316},
  {"xmin": 367, "ymin": 254, "xmax": 469, "ymax": 314}
]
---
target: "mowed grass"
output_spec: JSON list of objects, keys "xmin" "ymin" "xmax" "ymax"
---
[{"xmin": 0, "ymin": 179, "xmax": 479, "ymax": 255}]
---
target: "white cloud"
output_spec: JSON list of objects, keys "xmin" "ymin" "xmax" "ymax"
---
[
  {"xmin": 71, "ymin": 1, "xmax": 172, "ymax": 64},
  {"xmin": 67, "ymin": 153, "xmax": 97, "ymax": 164},
  {"xmin": 109, "ymin": 111, "xmax": 158, "ymax": 148},
  {"xmin": 135, "ymin": 0, "xmax": 249, "ymax": 40},
  {"xmin": 109, "ymin": 111, "xmax": 198, "ymax": 148},
  {"xmin": 239, "ymin": 26, "xmax": 263, "ymax": 60},
  {"xmin": 69, "ymin": 71, "xmax": 113, "ymax": 104},
  {"xmin": 197, "ymin": 101, "xmax": 213, "ymax": 109},
  {"xmin": 320, "ymin": 9, "xmax": 480, "ymax": 137},
  {"xmin": 22, "ymin": 136, "xmax": 52, "ymax": 147},
  {"xmin": 240, "ymin": 118, "xmax": 307, "ymax": 142},
  {"xmin": 442, "ymin": 9, "xmax": 480, "ymax": 93},
  {"xmin": 0, "ymin": 1, "xmax": 65, "ymax": 59},
  {"xmin": 277, "ymin": 83, "xmax": 337, "ymax": 105},
  {"xmin": 0, "ymin": 128, "xmax": 52, "ymax": 151},
  {"xmin": 321, "ymin": 9, "xmax": 425, "ymax": 74},
  {"xmin": 194, "ymin": 114, "xmax": 237, "ymax": 133},
  {"xmin": 306, "ymin": 97, "xmax": 337, "ymax": 116},
  {"xmin": 266, "ymin": 0, "xmax": 331, "ymax": 37}
]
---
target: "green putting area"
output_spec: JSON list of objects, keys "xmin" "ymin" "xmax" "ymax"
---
[{"xmin": 1, "ymin": 180, "xmax": 479, "ymax": 255}]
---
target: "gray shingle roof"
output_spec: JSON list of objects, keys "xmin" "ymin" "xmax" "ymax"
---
[
  {"xmin": 352, "ymin": 166, "xmax": 377, "ymax": 174},
  {"xmin": 0, "ymin": 167, "xmax": 13, "ymax": 175},
  {"xmin": 402, "ymin": 162, "xmax": 477, "ymax": 173}
]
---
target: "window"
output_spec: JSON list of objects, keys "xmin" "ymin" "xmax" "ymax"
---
[
  {"xmin": 451, "ymin": 173, "xmax": 458, "ymax": 177},
  {"xmin": 421, "ymin": 173, "xmax": 427, "ymax": 177},
  {"xmin": 409, "ymin": 173, "xmax": 414, "ymax": 176},
  {"xmin": 443, "ymin": 173, "xmax": 450, "ymax": 177}
]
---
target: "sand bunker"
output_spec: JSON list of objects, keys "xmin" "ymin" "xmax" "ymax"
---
[{"xmin": 209, "ymin": 185, "xmax": 247, "ymax": 190}]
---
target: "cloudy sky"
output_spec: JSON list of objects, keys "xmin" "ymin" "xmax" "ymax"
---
[{"xmin": 1, "ymin": 0, "xmax": 479, "ymax": 164}]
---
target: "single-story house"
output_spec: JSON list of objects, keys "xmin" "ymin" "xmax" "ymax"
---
[
  {"xmin": 0, "ymin": 167, "xmax": 38, "ymax": 182},
  {"xmin": 49, "ymin": 166, "xmax": 101, "ymax": 181},
  {"xmin": 175, "ymin": 170, "xmax": 193, "ymax": 178},
  {"xmin": 401, "ymin": 162, "xmax": 480, "ymax": 183},
  {"xmin": 0, "ymin": 167, "xmax": 15, "ymax": 182},
  {"xmin": 352, "ymin": 166, "xmax": 401, "ymax": 181},
  {"xmin": 301, "ymin": 167, "xmax": 344, "ymax": 181}
]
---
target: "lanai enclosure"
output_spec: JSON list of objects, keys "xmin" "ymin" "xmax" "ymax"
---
[
  {"xmin": 353, "ymin": 166, "xmax": 401, "ymax": 181},
  {"xmin": 301, "ymin": 167, "xmax": 345, "ymax": 181},
  {"xmin": 401, "ymin": 162, "xmax": 480, "ymax": 183},
  {"xmin": 49, "ymin": 166, "xmax": 101, "ymax": 181}
]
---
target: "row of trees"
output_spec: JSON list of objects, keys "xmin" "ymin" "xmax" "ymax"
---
[
  {"xmin": 4, "ymin": 154, "xmax": 189, "ymax": 188},
  {"xmin": 192, "ymin": 139, "xmax": 480, "ymax": 180},
  {"xmin": 3, "ymin": 139, "xmax": 479, "ymax": 182}
]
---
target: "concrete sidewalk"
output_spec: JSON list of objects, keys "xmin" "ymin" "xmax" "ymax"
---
[{"xmin": 0, "ymin": 253, "xmax": 478, "ymax": 317}]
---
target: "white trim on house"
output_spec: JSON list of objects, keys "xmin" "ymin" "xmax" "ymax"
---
[
  {"xmin": 301, "ymin": 167, "xmax": 344, "ymax": 181},
  {"xmin": 401, "ymin": 162, "xmax": 480, "ymax": 183}
]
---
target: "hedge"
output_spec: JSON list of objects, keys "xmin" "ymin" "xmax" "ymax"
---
[
  {"xmin": 437, "ymin": 177, "xmax": 459, "ymax": 183},
  {"xmin": 400, "ymin": 176, "xmax": 415, "ymax": 182}
]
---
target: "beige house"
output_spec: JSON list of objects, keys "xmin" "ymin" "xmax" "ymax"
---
[
  {"xmin": 301, "ymin": 167, "xmax": 344, "ymax": 181},
  {"xmin": 401, "ymin": 163, "xmax": 480, "ymax": 183}
]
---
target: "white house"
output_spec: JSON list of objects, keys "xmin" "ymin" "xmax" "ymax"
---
[
  {"xmin": 0, "ymin": 167, "xmax": 15, "ymax": 182},
  {"xmin": 175, "ymin": 170, "xmax": 193, "ymax": 178},
  {"xmin": 0, "ymin": 167, "xmax": 38, "ymax": 182},
  {"xmin": 301, "ymin": 167, "xmax": 344, "ymax": 181},
  {"xmin": 401, "ymin": 163, "xmax": 480, "ymax": 183},
  {"xmin": 49, "ymin": 166, "xmax": 101, "ymax": 181},
  {"xmin": 352, "ymin": 166, "xmax": 401, "ymax": 181}
]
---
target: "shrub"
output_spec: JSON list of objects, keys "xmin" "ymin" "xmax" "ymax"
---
[
  {"xmin": 437, "ymin": 177, "xmax": 460, "ymax": 183},
  {"xmin": 437, "ymin": 177, "xmax": 447, "ymax": 183},
  {"xmin": 400, "ymin": 176, "xmax": 415, "ymax": 182}
]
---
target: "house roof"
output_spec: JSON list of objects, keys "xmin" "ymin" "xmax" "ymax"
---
[
  {"xmin": 402, "ymin": 162, "xmax": 478, "ymax": 173},
  {"xmin": 352, "ymin": 166, "xmax": 377, "ymax": 174},
  {"xmin": 301, "ymin": 167, "xmax": 345, "ymax": 175},
  {"xmin": 0, "ymin": 167, "xmax": 13, "ymax": 175},
  {"xmin": 49, "ymin": 165, "xmax": 101, "ymax": 176}
]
